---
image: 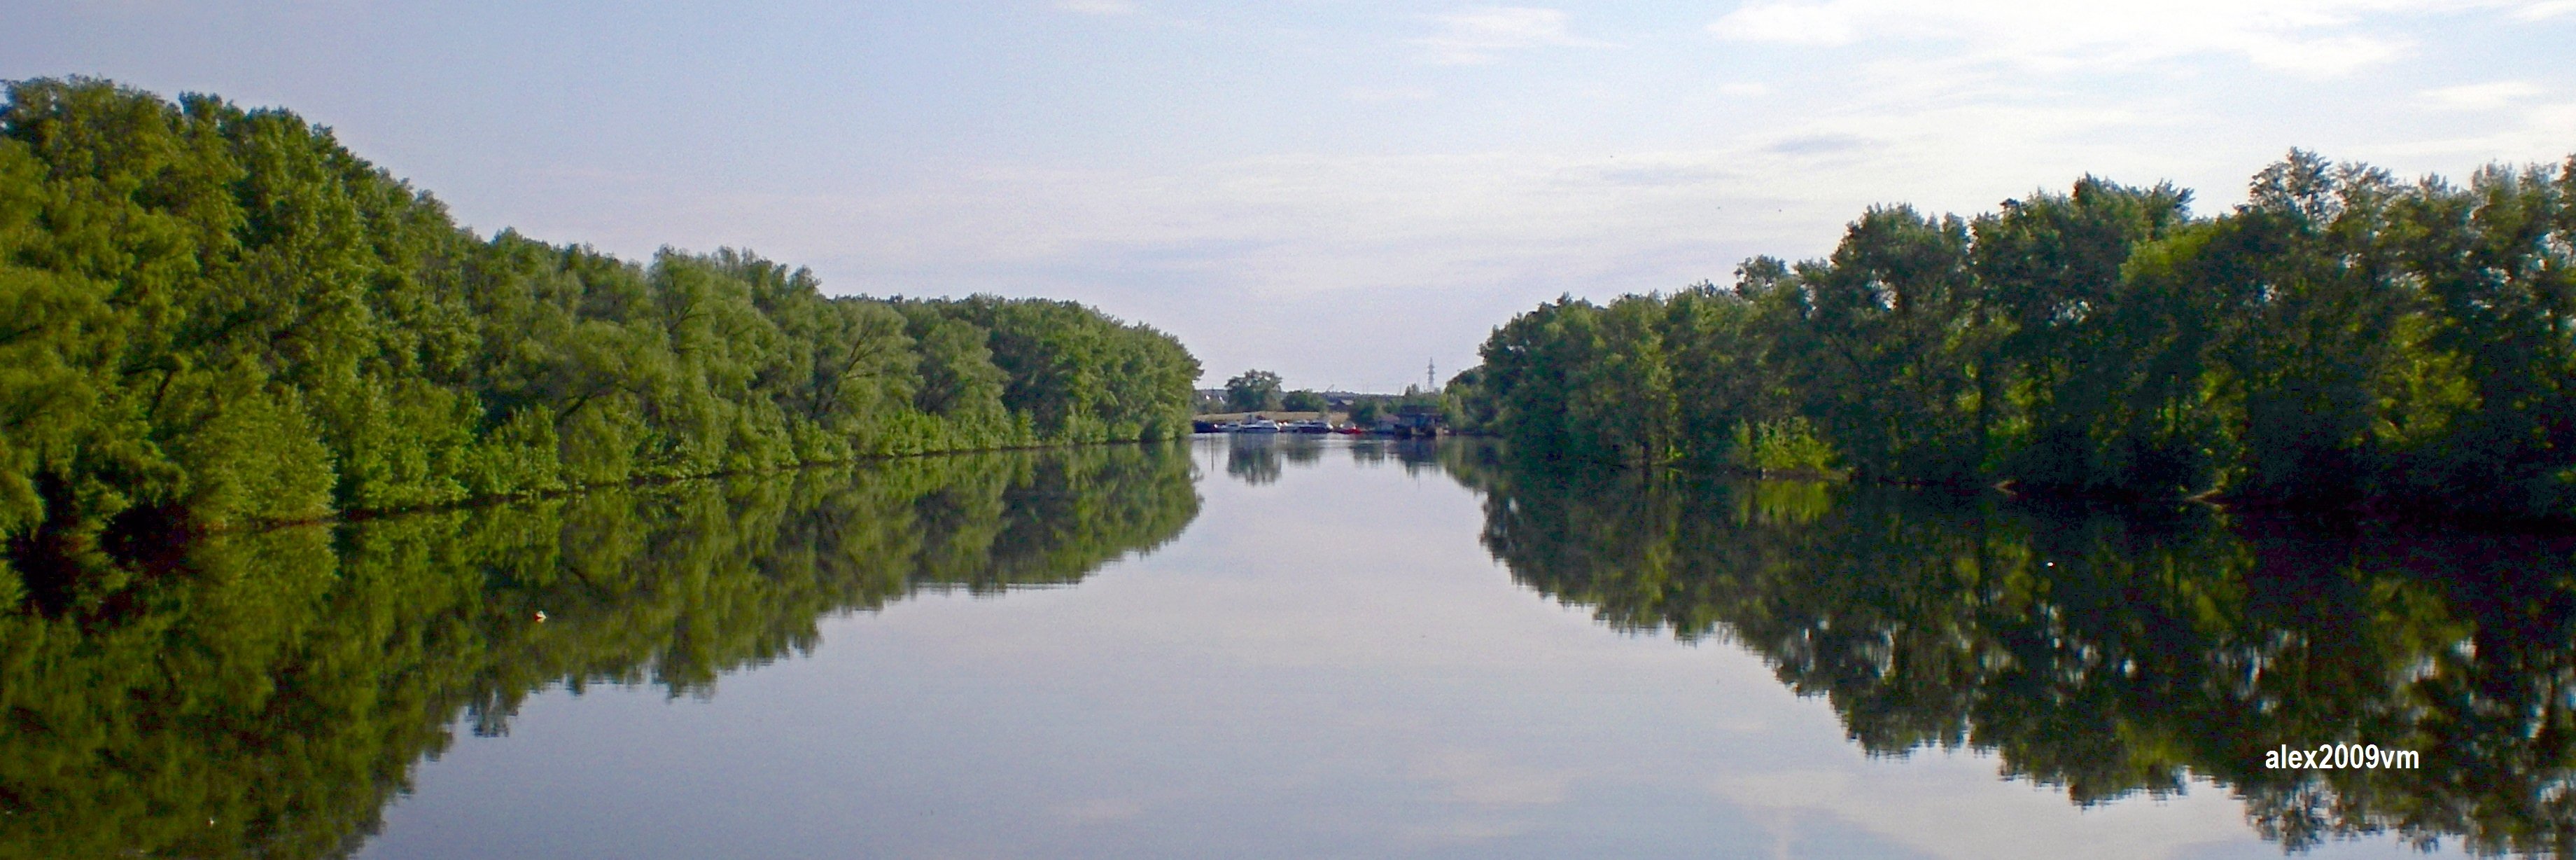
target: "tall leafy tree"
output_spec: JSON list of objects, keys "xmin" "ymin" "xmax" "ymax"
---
[{"xmin": 1224, "ymin": 369, "xmax": 1282, "ymax": 412}]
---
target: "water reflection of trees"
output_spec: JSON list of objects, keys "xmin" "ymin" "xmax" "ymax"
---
[
  {"xmin": 0, "ymin": 444, "xmax": 1198, "ymax": 860},
  {"xmin": 1348, "ymin": 438, "xmax": 1446, "ymax": 476},
  {"xmin": 1204, "ymin": 434, "xmax": 1448, "ymax": 484},
  {"xmin": 1225, "ymin": 434, "xmax": 1284, "ymax": 485},
  {"xmin": 1450, "ymin": 455, "xmax": 2576, "ymax": 856},
  {"xmin": 1279, "ymin": 435, "xmax": 1327, "ymax": 467}
]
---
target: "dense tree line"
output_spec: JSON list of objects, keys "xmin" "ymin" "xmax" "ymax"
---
[
  {"xmin": 1455, "ymin": 153, "xmax": 2576, "ymax": 520},
  {"xmin": 0, "ymin": 77, "xmax": 1198, "ymax": 566},
  {"xmin": 0, "ymin": 443, "xmax": 1197, "ymax": 859},
  {"xmin": 1450, "ymin": 453, "xmax": 2576, "ymax": 855}
]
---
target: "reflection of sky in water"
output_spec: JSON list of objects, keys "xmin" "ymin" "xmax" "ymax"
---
[{"xmin": 362, "ymin": 438, "xmax": 2449, "ymax": 859}]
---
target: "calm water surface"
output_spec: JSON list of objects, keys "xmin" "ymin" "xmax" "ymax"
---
[{"xmin": 8, "ymin": 436, "xmax": 2569, "ymax": 858}]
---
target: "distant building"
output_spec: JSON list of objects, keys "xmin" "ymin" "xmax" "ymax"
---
[{"xmin": 1386, "ymin": 403, "xmax": 1444, "ymax": 437}]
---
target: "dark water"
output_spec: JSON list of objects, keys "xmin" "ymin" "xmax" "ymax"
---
[{"xmin": 6, "ymin": 436, "xmax": 2573, "ymax": 858}]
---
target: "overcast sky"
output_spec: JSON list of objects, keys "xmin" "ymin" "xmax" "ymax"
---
[{"xmin": 8, "ymin": 1, "xmax": 2574, "ymax": 389}]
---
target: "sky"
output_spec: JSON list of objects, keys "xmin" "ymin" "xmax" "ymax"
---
[{"xmin": 6, "ymin": 1, "xmax": 2575, "ymax": 390}]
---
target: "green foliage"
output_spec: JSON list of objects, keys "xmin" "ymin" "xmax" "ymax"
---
[
  {"xmin": 1348, "ymin": 397, "xmax": 1385, "ymax": 427},
  {"xmin": 1728, "ymin": 417, "xmax": 1838, "ymax": 474},
  {"xmin": 0, "ymin": 443, "xmax": 1198, "ymax": 859},
  {"xmin": 1435, "ymin": 366, "xmax": 1488, "ymax": 432},
  {"xmin": 1456, "ymin": 152, "xmax": 2576, "ymax": 520},
  {"xmin": 1281, "ymin": 389, "xmax": 1325, "ymax": 412},
  {"xmin": 0, "ymin": 78, "xmax": 1199, "ymax": 560},
  {"xmin": 926, "ymin": 296, "xmax": 1198, "ymax": 444},
  {"xmin": 1224, "ymin": 368, "xmax": 1283, "ymax": 412}
]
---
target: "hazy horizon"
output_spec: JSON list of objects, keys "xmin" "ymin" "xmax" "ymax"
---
[{"xmin": 9, "ymin": 1, "xmax": 2572, "ymax": 387}]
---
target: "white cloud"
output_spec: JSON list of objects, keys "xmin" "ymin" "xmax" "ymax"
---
[
  {"xmin": 1718, "ymin": 82, "xmax": 1772, "ymax": 97},
  {"xmin": 1346, "ymin": 85, "xmax": 1438, "ymax": 102},
  {"xmin": 1055, "ymin": 0, "xmax": 1138, "ymax": 15},
  {"xmin": 2420, "ymin": 79, "xmax": 2546, "ymax": 110},
  {"xmin": 1047, "ymin": 797, "xmax": 1147, "ymax": 822},
  {"xmin": 2378, "ymin": 99, "xmax": 2576, "ymax": 164},
  {"xmin": 1711, "ymin": 761, "xmax": 2257, "ymax": 860},
  {"xmin": 1415, "ymin": 7, "xmax": 1612, "ymax": 65},
  {"xmin": 1704, "ymin": 0, "xmax": 2569, "ymax": 77},
  {"xmin": 1709, "ymin": 2, "xmax": 1859, "ymax": 45},
  {"xmin": 1409, "ymin": 748, "xmax": 1573, "ymax": 805}
]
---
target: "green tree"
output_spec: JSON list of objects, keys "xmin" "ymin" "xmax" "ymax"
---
[
  {"xmin": 1225, "ymin": 369, "xmax": 1283, "ymax": 412},
  {"xmin": 1971, "ymin": 176, "xmax": 2195, "ymax": 492},
  {"xmin": 1348, "ymin": 397, "xmax": 1386, "ymax": 428}
]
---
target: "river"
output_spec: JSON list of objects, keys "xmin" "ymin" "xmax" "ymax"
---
[{"xmin": 6, "ymin": 435, "xmax": 2565, "ymax": 858}]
